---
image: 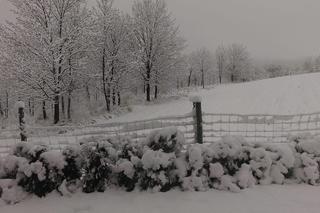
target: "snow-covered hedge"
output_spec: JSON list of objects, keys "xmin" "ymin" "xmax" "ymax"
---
[{"xmin": 2, "ymin": 128, "xmax": 320, "ymax": 204}]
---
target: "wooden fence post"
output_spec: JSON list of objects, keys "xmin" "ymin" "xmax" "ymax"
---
[
  {"xmin": 17, "ymin": 101, "xmax": 27, "ymax": 142},
  {"xmin": 191, "ymin": 96, "xmax": 203, "ymax": 144}
]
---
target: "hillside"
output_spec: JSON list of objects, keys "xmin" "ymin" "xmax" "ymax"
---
[{"xmin": 107, "ymin": 73, "xmax": 320, "ymax": 123}]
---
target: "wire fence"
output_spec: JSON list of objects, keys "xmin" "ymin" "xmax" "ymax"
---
[
  {"xmin": 2, "ymin": 108, "xmax": 320, "ymax": 156},
  {"xmin": 202, "ymin": 112, "xmax": 320, "ymax": 143},
  {"xmin": 0, "ymin": 113, "xmax": 195, "ymax": 155}
]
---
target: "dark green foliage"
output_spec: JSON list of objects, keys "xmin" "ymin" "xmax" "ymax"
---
[
  {"xmin": 62, "ymin": 147, "xmax": 82, "ymax": 181},
  {"xmin": 81, "ymin": 145, "xmax": 112, "ymax": 193},
  {"xmin": 117, "ymin": 172, "xmax": 138, "ymax": 192},
  {"xmin": 18, "ymin": 159, "xmax": 65, "ymax": 197},
  {"xmin": 146, "ymin": 128, "xmax": 183, "ymax": 154}
]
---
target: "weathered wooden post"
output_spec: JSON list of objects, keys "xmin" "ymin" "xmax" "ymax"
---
[
  {"xmin": 190, "ymin": 96, "xmax": 203, "ymax": 144},
  {"xmin": 17, "ymin": 100, "xmax": 27, "ymax": 142}
]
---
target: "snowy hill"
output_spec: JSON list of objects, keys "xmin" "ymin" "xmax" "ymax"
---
[{"xmin": 108, "ymin": 73, "xmax": 320, "ymax": 123}]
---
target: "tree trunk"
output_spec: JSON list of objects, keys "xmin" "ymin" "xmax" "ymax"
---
[
  {"xmin": 54, "ymin": 18, "xmax": 63, "ymax": 124},
  {"xmin": 146, "ymin": 65, "xmax": 151, "ymax": 101},
  {"xmin": 54, "ymin": 93, "xmax": 59, "ymax": 124},
  {"xmin": 146, "ymin": 82, "xmax": 151, "ymax": 101},
  {"xmin": 67, "ymin": 92, "xmax": 71, "ymax": 121},
  {"xmin": 28, "ymin": 99, "xmax": 31, "ymax": 115},
  {"xmin": 42, "ymin": 100, "xmax": 47, "ymax": 120},
  {"xmin": 32, "ymin": 99, "xmax": 35, "ymax": 116},
  {"xmin": 154, "ymin": 85, "xmax": 158, "ymax": 99},
  {"xmin": 102, "ymin": 48, "xmax": 110, "ymax": 112},
  {"xmin": 86, "ymin": 84, "xmax": 90, "ymax": 103},
  {"xmin": 0, "ymin": 98, "xmax": 3, "ymax": 117},
  {"xmin": 18, "ymin": 105, "xmax": 27, "ymax": 142},
  {"xmin": 61, "ymin": 95, "xmax": 65, "ymax": 119},
  {"xmin": 117, "ymin": 91, "xmax": 121, "ymax": 106},
  {"xmin": 201, "ymin": 68, "xmax": 205, "ymax": 89},
  {"xmin": 188, "ymin": 68, "xmax": 193, "ymax": 87},
  {"xmin": 5, "ymin": 91, "xmax": 9, "ymax": 118},
  {"xmin": 112, "ymin": 88, "xmax": 116, "ymax": 106}
]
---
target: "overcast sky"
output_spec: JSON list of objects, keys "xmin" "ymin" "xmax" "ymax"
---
[{"xmin": 1, "ymin": 0, "xmax": 320, "ymax": 60}]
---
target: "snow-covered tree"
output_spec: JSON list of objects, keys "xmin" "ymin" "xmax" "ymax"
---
[
  {"xmin": 88, "ymin": 0, "xmax": 133, "ymax": 111},
  {"xmin": 226, "ymin": 43, "xmax": 251, "ymax": 82},
  {"xmin": 215, "ymin": 44, "xmax": 227, "ymax": 84},
  {"xmin": 187, "ymin": 48, "xmax": 215, "ymax": 88},
  {"xmin": 0, "ymin": 0, "xmax": 90, "ymax": 123},
  {"xmin": 131, "ymin": 0, "xmax": 185, "ymax": 101}
]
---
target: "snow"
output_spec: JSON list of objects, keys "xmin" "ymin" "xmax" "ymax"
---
[
  {"xmin": 188, "ymin": 145, "xmax": 203, "ymax": 170},
  {"xmin": 235, "ymin": 164, "xmax": 256, "ymax": 188},
  {"xmin": 141, "ymin": 150, "xmax": 174, "ymax": 170},
  {"xmin": 117, "ymin": 160, "xmax": 135, "ymax": 179},
  {"xmin": 209, "ymin": 162, "xmax": 224, "ymax": 178},
  {"xmin": 40, "ymin": 151, "xmax": 66, "ymax": 170},
  {"xmin": 16, "ymin": 101, "xmax": 25, "ymax": 109},
  {"xmin": 297, "ymin": 138, "xmax": 320, "ymax": 156},
  {"xmin": 104, "ymin": 73, "xmax": 320, "ymax": 123},
  {"xmin": 189, "ymin": 95, "xmax": 202, "ymax": 103},
  {"xmin": 0, "ymin": 185, "xmax": 319, "ymax": 213}
]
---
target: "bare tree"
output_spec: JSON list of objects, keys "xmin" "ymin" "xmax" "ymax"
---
[
  {"xmin": 226, "ymin": 43, "xmax": 250, "ymax": 82},
  {"xmin": 188, "ymin": 48, "xmax": 214, "ymax": 88},
  {"xmin": 216, "ymin": 44, "xmax": 226, "ymax": 84},
  {"xmin": 131, "ymin": 0, "xmax": 184, "ymax": 101},
  {"xmin": 0, "ymin": 0, "xmax": 90, "ymax": 124}
]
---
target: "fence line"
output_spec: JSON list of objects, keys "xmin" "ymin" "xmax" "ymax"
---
[
  {"xmin": 202, "ymin": 112, "xmax": 320, "ymax": 143},
  {"xmin": 2, "ymin": 104, "xmax": 320, "ymax": 155}
]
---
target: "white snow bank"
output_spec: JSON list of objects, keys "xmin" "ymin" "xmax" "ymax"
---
[{"xmin": 2, "ymin": 185, "xmax": 319, "ymax": 213}]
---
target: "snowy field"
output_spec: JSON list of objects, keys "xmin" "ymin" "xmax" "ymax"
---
[
  {"xmin": 1, "ymin": 185, "xmax": 320, "ymax": 213},
  {"xmin": 2, "ymin": 73, "xmax": 320, "ymax": 153},
  {"xmin": 107, "ymin": 72, "xmax": 320, "ymax": 123},
  {"xmin": 2, "ymin": 74, "xmax": 320, "ymax": 212}
]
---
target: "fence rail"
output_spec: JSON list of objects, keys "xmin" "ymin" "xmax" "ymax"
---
[{"xmin": 1, "ymin": 100, "xmax": 320, "ymax": 155}]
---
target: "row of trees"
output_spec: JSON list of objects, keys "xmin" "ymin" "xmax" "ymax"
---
[
  {"xmin": 0, "ymin": 0, "xmax": 185, "ymax": 124},
  {"xmin": 185, "ymin": 43, "xmax": 251, "ymax": 89},
  {"xmin": 1, "ymin": 0, "xmax": 317, "ymax": 125}
]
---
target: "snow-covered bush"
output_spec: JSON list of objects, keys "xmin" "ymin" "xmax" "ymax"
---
[
  {"xmin": 17, "ymin": 150, "xmax": 67, "ymax": 197},
  {"xmin": 139, "ymin": 149, "xmax": 178, "ymax": 192},
  {"xmin": 293, "ymin": 136, "xmax": 320, "ymax": 185},
  {"xmin": 80, "ymin": 143, "xmax": 114, "ymax": 193},
  {"xmin": 210, "ymin": 136, "xmax": 251, "ymax": 176},
  {"xmin": 6, "ymin": 128, "xmax": 320, "ymax": 204},
  {"xmin": 180, "ymin": 145, "xmax": 209, "ymax": 191},
  {"xmin": 11, "ymin": 143, "xmax": 48, "ymax": 162},
  {"xmin": 62, "ymin": 146, "xmax": 82, "ymax": 182},
  {"xmin": 263, "ymin": 144, "xmax": 295, "ymax": 184},
  {"xmin": 116, "ymin": 159, "xmax": 140, "ymax": 192},
  {"xmin": 145, "ymin": 127, "xmax": 184, "ymax": 154},
  {"xmin": 136, "ymin": 127, "xmax": 185, "ymax": 192},
  {"xmin": 115, "ymin": 138, "xmax": 143, "ymax": 192}
]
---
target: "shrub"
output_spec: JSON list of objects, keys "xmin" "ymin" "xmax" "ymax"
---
[
  {"xmin": 4, "ymin": 128, "xmax": 320, "ymax": 204},
  {"xmin": 145, "ymin": 127, "xmax": 184, "ymax": 154},
  {"xmin": 81, "ymin": 143, "xmax": 113, "ymax": 193},
  {"xmin": 17, "ymin": 151, "xmax": 66, "ymax": 197}
]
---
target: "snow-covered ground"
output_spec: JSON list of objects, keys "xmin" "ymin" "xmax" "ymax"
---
[
  {"xmin": 1, "ymin": 185, "xmax": 320, "ymax": 213},
  {"xmin": 107, "ymin": 73, "xmax": 320, "ymax": 123}
]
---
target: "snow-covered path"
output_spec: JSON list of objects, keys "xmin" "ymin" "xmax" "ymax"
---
[
  {"xmin": 108, "ymin": 73, "xmax": 320, "ymax": 123},
  {"xmin": 2, "ymin": 185, "xmax": 320, "ymax": 213}
]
